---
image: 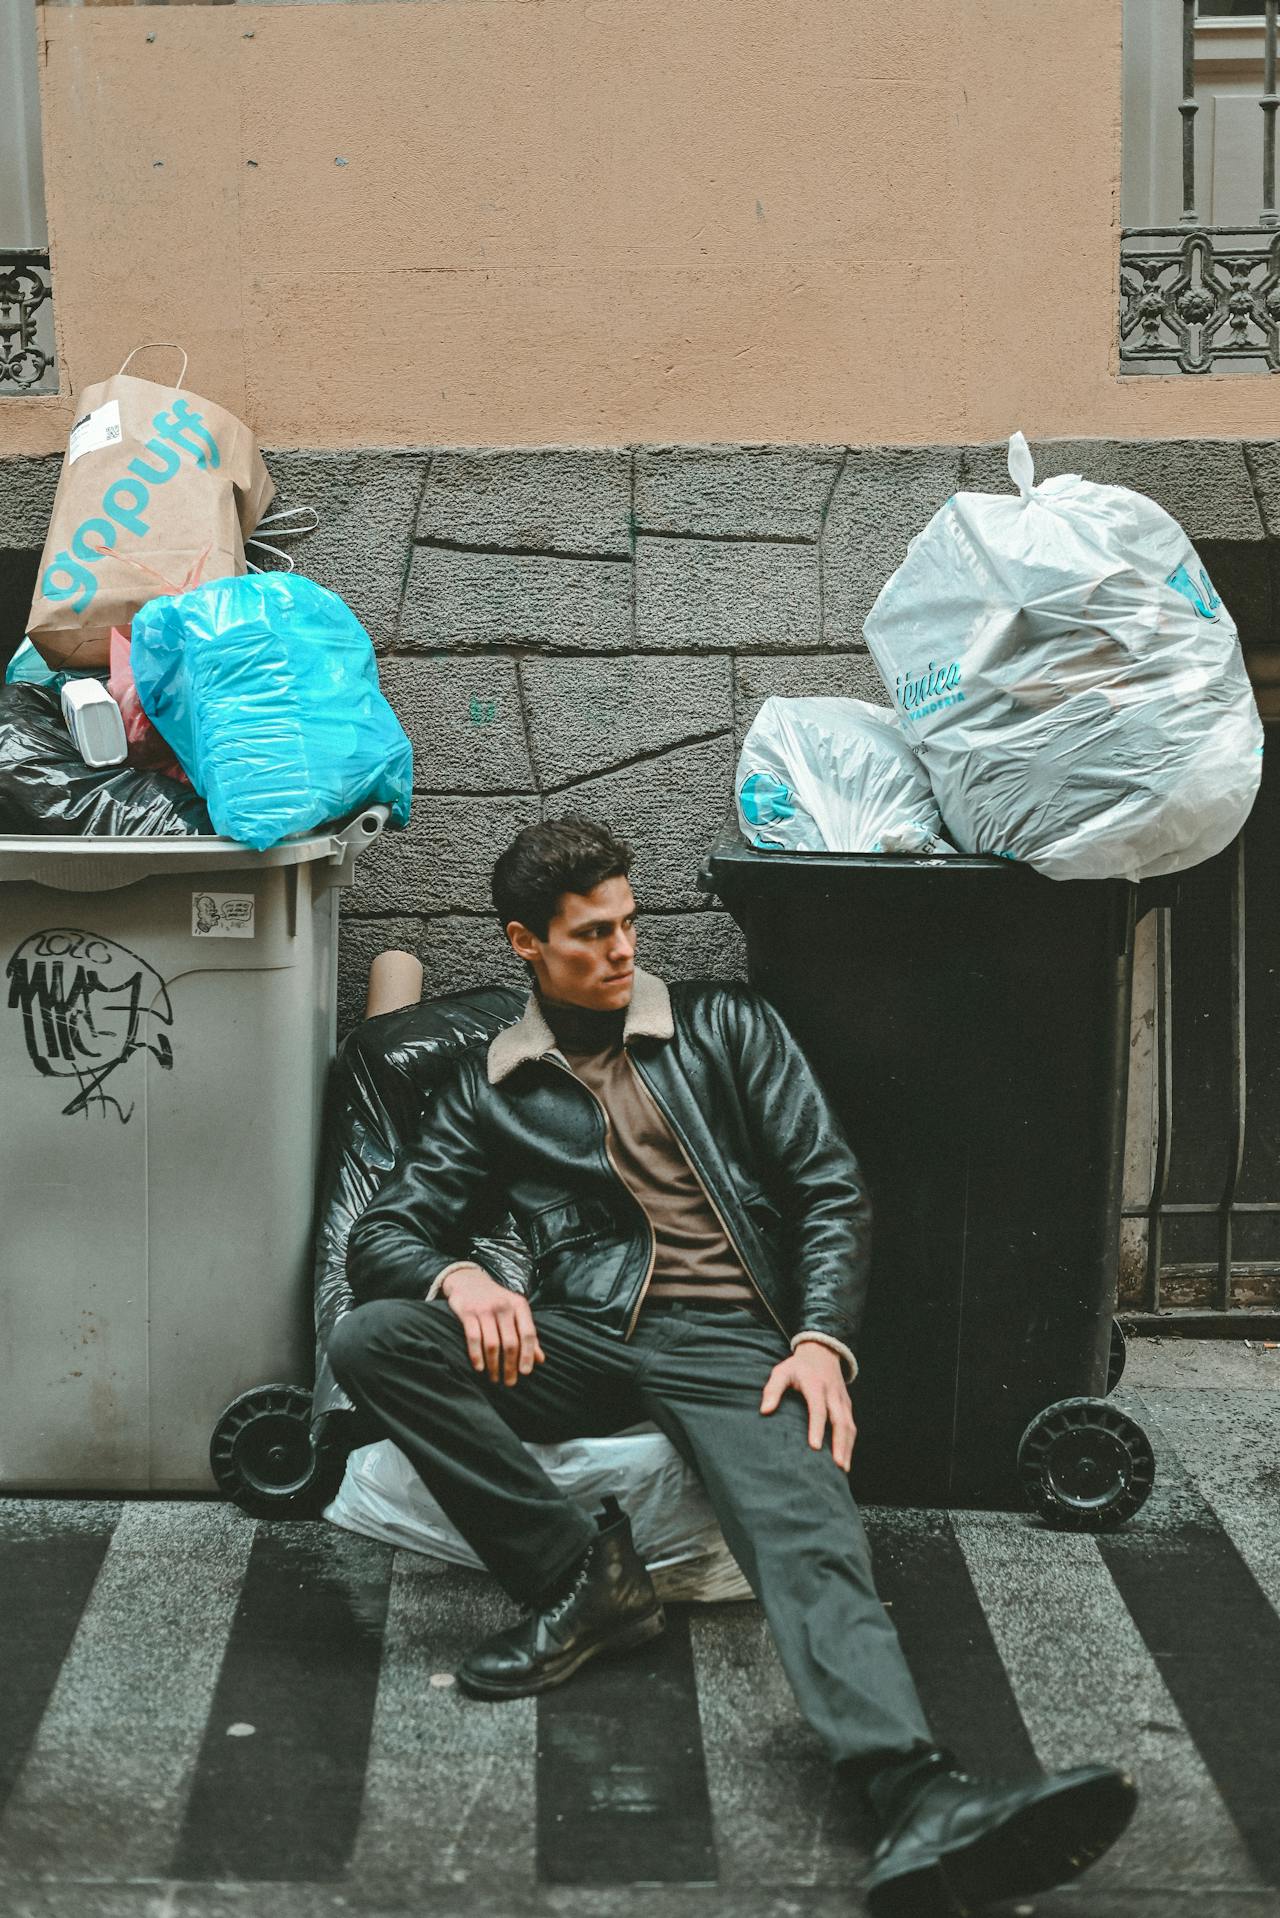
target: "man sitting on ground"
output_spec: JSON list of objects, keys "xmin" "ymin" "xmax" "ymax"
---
[{"xmin": 330, "ymin": 815, "xmax": 1137, "ymax": 1918}]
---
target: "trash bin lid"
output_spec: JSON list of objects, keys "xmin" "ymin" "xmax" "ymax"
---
[
  {"xmin": 0, "ymin": 807, "xmax": 388, "ymax": 893},
  {"xmin": 702, "ymin": 818, "xmax": 1013, "ymax": 885}
]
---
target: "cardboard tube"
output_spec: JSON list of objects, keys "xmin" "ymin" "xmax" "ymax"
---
[{"xmin": 365, "ymin": 949, "xmax": 424, "ymax": 1019}]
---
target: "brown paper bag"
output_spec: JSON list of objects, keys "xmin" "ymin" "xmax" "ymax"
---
[{"xmin": 27, "ymin": 343, "xmax": 275, "ymax": 670}]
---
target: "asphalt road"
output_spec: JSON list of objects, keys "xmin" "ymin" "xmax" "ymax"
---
[{"xmin": 1, "ymin": 1339, "xmax": 1277, "ymax": 1918}]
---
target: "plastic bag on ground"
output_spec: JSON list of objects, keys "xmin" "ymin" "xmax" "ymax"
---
[
  {"xmin": 130, "ymin": 573, "xmax": 413, "ymax": 851},
  {"xmin": 862, "ymin": 433, "xmax": 1264, "ymax": 882},
  {"xmin": 0, "ymin": 683, "xmax": 211, "ymax": 836},
  {"xmin": 326, "ymin": 1433, "xmax": 754, "ymax": 1604},
  {"xmin": 736, "ymin": 696, "xmax": 952, "ymax": 853}
]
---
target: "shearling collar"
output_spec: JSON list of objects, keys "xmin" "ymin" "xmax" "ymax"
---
[{"xmin": 487, "ymin": 967, "xmax": 674, "ymax": 1085}]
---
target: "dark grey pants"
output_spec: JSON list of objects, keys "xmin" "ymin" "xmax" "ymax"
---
[{"xmin": 328, "ymin": 1295, "xmax": 934, "ymax": 1769}]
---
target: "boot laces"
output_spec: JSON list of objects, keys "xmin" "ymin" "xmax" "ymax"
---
[{"xmin": 538, "ymin": 1554, "xmax": 593, "ymax": 1628}]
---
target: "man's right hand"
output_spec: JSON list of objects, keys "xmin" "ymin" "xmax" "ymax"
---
[{"xmin": 439, "ymin": 1264, "xmax": 545, "ymax": 1386}]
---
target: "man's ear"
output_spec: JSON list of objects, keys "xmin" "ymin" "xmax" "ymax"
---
[{"xmin": 506, "ymin": 920, "xmax": 540, "ymax": 965}]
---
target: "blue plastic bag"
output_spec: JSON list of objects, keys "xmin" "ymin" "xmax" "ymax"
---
[
  {"xmin": 5, "ymin": 636, "xmax": 108, "ymax": 695},
  {"xmin": 5, "ymin": 639, "xmax": 58, "ymax": 687},
  {"xmin": 130, "ymin": 574, "xmax": 412, "ymax": 850}
]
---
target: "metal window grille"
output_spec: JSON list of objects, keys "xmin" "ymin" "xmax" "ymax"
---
[
  {"xmin": 1121, "ymin": 0, "xmax": 1280, "ymax": 372},
  {"xmin": 0, "ymin": 250, "xmax": 56, "ymax": 396}
]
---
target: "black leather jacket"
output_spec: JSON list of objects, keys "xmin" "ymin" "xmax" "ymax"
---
[{"xmin": 345, "ymin": 969, "xmax": 872, "ymax": 1374}]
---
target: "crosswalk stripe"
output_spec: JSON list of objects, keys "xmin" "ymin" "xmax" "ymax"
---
[
  {"xmin": 536, "ymin": 1607, "xmax": 717, "ymax": 1887},
  {"xmin": 348, "ymin": 1556, "xmax": 537, "ymax": 1898},
  {"xmin": 863, "ymin": 1509, "xmax": 1040, "ymax": 1775},
  {"xmin": 1098, "ymin": 1390, "xmax": 1280, "ymax": 1889},
  {"xmin": 172, "ymin": 1524, "xmax": 392, "ymax": 1884},
  {"xmin": 953, "ymin": 1509, "xmax": 1263, "ymax": 1891},
  {"xmin": 0, "ymin": 1508, "xmax": 115, "ymax": 1827},
  {"xmin": 0, "ymin": 1502, "xmax": 252, "ymax": 1879},
  {"xmin": 1138, "ymin": 1386, "xmax": 1280, "ymax": 1616}
]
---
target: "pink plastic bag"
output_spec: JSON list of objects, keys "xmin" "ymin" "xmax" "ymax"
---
[{"xmin": 107, "ymin": 625, "xmax": 189, "ymax": 783}]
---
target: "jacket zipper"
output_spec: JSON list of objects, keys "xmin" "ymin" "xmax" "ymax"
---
[
  {"xmin": 627, "ymin": 1054, "xmax": 789, "ymax": 1340},
  {"xmin": 545, "ymin": 1053, "xmax": 657, "ymax": 1337}
]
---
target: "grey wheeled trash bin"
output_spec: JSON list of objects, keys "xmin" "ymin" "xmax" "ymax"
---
[{"xmin": 0, "ymin": 810, "xmax": 385, "ymax": 1493}]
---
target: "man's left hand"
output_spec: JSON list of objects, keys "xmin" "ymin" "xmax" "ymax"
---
[{"xmin": 759, "ymin": 1341, "xmax": 857, "ymax": 1470}]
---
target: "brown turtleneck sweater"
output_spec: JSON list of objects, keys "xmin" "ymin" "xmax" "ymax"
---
[{"xmin": 540, "ymin": 995, "xmax": 758, "ymax": 1307}]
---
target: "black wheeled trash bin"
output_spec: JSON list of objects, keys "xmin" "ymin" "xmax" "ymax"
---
[{"xmin": 704, "ymin": 827, "xmax": 1154, "ymax": 1531}]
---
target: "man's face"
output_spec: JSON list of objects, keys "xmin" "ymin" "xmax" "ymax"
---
[{"xmin": 507, "ymin": 875, "xmax": 638, "ymax": 1010}]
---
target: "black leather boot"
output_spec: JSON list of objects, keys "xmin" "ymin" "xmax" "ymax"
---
[
  {"xmin": 456, "ymin": 1497, "xmax": 665, "ymax": 1701},
  {"xmin": 862, "ymin": 1748, "xmax": 1138, "ymax": 1916}
]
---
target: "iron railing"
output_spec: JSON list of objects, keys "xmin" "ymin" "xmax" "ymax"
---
[
  {"xmin": 1121, "ymin": 0, "xmax": 1280, "ymax": 373},
  {"xmin": 0, "ymin": 249, "xmax": 56, "ymax": 395},
  {"xmin": 1121, "ymin": 736, "xmax": 1280, "ymax": 1334}
]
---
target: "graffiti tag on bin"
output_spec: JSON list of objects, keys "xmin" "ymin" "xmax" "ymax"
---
[{"xmin": 5, "ymin": 929, "xmax": 175, "ymax": 1123}]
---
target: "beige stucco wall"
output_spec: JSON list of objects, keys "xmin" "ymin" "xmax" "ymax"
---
[{"xmin": 6, "ymin": 0, "xmax": 1280, "ymax": 454}]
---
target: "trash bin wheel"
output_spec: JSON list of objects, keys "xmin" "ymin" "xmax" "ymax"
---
[
  {"xmin": 1108, "ymin": 1319, "xmax": 1128, "ymax": 1393},
  {"xmin": 210, "ymin": 1384, "xmax": 338, "ymax": 1520},
  {"xmin": 1017, "ymin": 1396, "xmax": 1155, "ymax": 1532}
]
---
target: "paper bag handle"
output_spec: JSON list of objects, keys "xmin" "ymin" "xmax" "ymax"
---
[
  {"xmin": 118, "ymin": 342, "xmax": 189, "ymax": 389},
  {"xmin": 245, "ymin": 506, "xmax": 320, "ymax": 575}
]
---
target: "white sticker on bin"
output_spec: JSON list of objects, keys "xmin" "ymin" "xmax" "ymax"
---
[
  {"xmin": 191, "ymin": 892, "xmax": 255, "ymax": 939},
  {"xmin": 68, "ymin": 400, "xmax": 123, "ymax": 466}
]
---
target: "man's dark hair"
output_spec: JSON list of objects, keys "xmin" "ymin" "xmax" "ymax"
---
[{"xmin": 492, "ymin": 815, "xmax": 634, "ymax": 939}]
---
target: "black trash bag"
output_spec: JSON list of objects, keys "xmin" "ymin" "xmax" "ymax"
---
[
  {"xmin": 312, "ymin": 985, "xmax": 529, "ymax": 1424},
  {"xmin": 0, "ymin": 683, "xmax": 212, "ymax": 837}
]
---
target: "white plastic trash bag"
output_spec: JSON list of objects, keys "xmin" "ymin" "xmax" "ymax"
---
[
  {"xmin": 325, "ymin": 1430, "xmax": 754, "ymax": 1604},
  {"xmin": 862, "ymin": 433, "xmax": 1264, "ymax": 881},
  {"xmin": 736, "ymin": 697, "xmax": 952, "ymax": 854}
]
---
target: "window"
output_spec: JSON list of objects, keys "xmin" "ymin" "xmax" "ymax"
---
[
  {"xmin": 1121, "ymin": 0, "xmax": 1280, "ymax": 373},
  {"xmin": 1, "ymin": 0, "xmax": 56, "ymax": 395}
]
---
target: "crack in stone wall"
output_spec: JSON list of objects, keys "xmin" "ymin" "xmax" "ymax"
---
[{"xmin": 2, "ymin": 438, "xmax": 1277, "ymax": 1033}]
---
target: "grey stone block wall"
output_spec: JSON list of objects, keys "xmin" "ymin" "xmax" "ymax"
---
[
  {"xmin": 3, "ymin": 436, "xmax": 1279, "ymax": 1035},
  {"xmin": 261, "ymin": 443, "xmax": 911, "ymax": 1033}
]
